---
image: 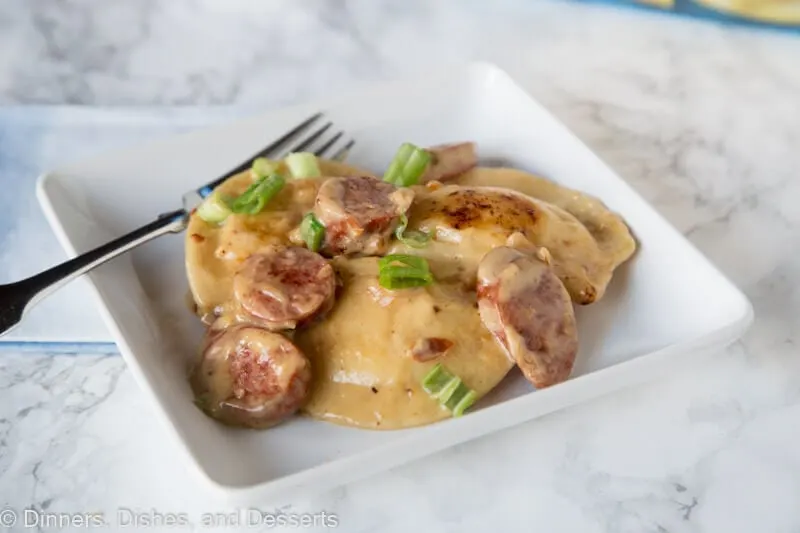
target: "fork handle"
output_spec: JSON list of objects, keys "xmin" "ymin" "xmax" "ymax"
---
[{"xmin": 0, "ymin": 208, "xmax": 189, "ymax": 337}]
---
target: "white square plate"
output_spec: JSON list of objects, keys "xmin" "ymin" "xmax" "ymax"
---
[{"xmin": 37, "ymin": 63, "xmax": 753, "ymax": 504}]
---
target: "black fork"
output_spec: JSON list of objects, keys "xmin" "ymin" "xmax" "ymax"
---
[{"xmin": 0, "ymin": 112, "xmax": 355, "ymax": 337}]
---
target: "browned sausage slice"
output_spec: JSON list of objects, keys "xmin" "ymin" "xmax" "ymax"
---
[
  {"xmin": 420, "ymin": 142, "xmax": 478, "ymax": 183},
  {"xmin": 191, "ymin": 325, "xmax": 311, "ymax": 428},
  {"xmin": 233, "ymin": 246, "xmax": 336, "ymax": 331},
  {"xmin": 477, "ymin": 246, "xmax": 578, "ymax": 388},
  {"xmin": 313, "ymin": 176, "xmax": 414, "ymax": 256}
]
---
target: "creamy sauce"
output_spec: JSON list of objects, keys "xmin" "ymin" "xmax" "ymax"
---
[
  {"xmin": 185, "ymin": 162, "xmax": 636, "ymax": 430},
  {"xmin": 453, "ymin": 168, "xmax": 636, "ymax": 269},
  {"xmin": 294, "ymin": 257, "xmax": 513, "ymax": 429},
  {"xmin": 186, "ymin": 159, "xmax": 374, "ymax": 316},
  {"xmin": 399, "ymin": 177, "xmax": 635, "ymax": 304}
]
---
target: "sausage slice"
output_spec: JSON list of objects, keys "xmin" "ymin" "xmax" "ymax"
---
[
  {"xmin": 477, "ymin": 246, "xmax": 578, "ymax": 388},
  {"xmin": 420, "ymin": 142, "xmax": 478, "ymax": 183},
  {"xmin": 191, "ymin": 325, "xmax": 311, "ymax": 428},
  {"xmin": 233, "ymin": 246, "xmax": 336, "ymax": 331},
  {"xmin": 313, "ymin": 176, "xmax": 414, "ymax": 256}
]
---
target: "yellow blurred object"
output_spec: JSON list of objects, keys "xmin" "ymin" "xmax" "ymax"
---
[
  {"xmin": 591, "ymin": 0, "xmax": 800, "ymax": 28},
  {"xmin": 694, "ymin": 0, "xmax": 800, "ymax": 23},
  {"xmin": 637, "ymin": 0, "xmax": 675, "ymax": 7}
]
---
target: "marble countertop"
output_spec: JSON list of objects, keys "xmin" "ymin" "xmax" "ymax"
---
[{"xmin": 1, "ymin": 0, "xmax": 799, "ymax": 531}]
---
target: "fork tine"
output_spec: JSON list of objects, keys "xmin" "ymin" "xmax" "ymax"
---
[
  {"xmin": 317, "ymin": 137, "xmax": 355, "ymax": 161},
  {"xmin": 221, "ymin": 112, "xmax": 323, "ymax": 180},
  {"xmin": 282, "ymin": 122, "xmax": 333, "ymax": 155},
  {"xmin": 198, "ymin": 112, "xmax": 323, "ymax": 196},
  {"xmin": 313, "ymin": 131, "xmax": 344, "ymax": 157},
  {"xmin": 330, "ymin": 139, "xmax": 356, "ymax": 162},
  {"xmin": 195, "ymin": 113, "xmax": 360, "ymax": 202}
]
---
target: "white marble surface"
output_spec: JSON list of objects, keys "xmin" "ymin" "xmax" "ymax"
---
[{"xmin": 1, "ymin": 0, "xmax": 800, "ymax": 532}]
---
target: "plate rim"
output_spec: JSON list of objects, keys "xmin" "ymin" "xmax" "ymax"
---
[{"xmin": 34, "ymin": 60, "xmax": 755, "ymax": 502}]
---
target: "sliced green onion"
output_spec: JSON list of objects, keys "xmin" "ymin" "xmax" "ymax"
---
[
  {"xmin": 395, "ymin": 214, "xmax": 431, "ymax": 248},
  {"xmin": 435, "ymin": 376, "xmax": 463, "ymax": 403},
  {"xmin": 285, "ymin": 152, "xmax": 322, "ymax": 178},
  {"xmin": 383, "ymin": 143, "xmax": 414, "ymax": 184},
  {"xmin": 379, "ymin": 271, "xmax": 433, "ymax": 289},
  {"xmin": 228, "ymin": 174, "xmax": 285, "ymax": 215},
  {"xmin": 300, "ymin": 212, "xmax": 325, "ymax": 252},
  {"xmin": 421, "ymin": 364, "xmax": 478, "ymax": 417},
  {"xmin": 197, "ymin": 191, "xmax": 233, "ymax": 224},
  {"xmin": 251, "ymin": 157, "xmax": 280, "ymax": 178},
  {"xmin": 378, "ymin": 254, "xmax": 434, "ymax": 289},
  {"xmin": 379, "ymin": 265, "xmax": 431, "ymax": 280},
  {"xmin": 382, "ymin": 143, "xmax": 432, "ymax": 187},
  {"xmin": 422, "ymin": 363, "xmax": 454, "ymax": 396},
  {"xmin": 378, "ymin": 254, "xmax": 429, "ymax": 271},
  {"xmin": 444, "ymin": 381, "xmax": 474, "ymax": 411},
  {"xmin": 451, "ymin": 389, "xmax": 477, "ymax": 417}
]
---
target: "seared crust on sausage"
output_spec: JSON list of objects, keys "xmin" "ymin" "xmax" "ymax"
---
[
  {"xmin": 477, "ymin": 246, "xmax": 578, "ymax": 388},
  {"xmin": 420, "ymin": 142, "xmax": 478, "ymax": 183},
  {"xmin": 233, "ymin": 246, "xmax": 336, "ymax": 331},
  {"xmin": 191, "ymin": 325, "xmax": 311, "ymax": 428},
  {"xmin": 313, "ymin": 176, "xmax": 414, "ymax": 256}
]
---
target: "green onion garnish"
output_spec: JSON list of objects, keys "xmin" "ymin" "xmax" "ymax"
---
[
  {"xmin": 443, "ymin": 381, "xmax": 477, "ymax": 413},
  {"xmin": 285, "ymin": 152, "xmax": 322, "ymax": 178},
  {"xmin": 394, "ymin": 214, "xmax": 431, "ymax": 248},
  {"xmin": 450, "ymin": 389, "xmax": 477, "ymax": 417},
  {"xmin": 382, "ymin": 143, "xmax": 432, "ymax": 187},
  {"xmin": 422, "ymin": 363, "xmax": 454, "ymax": 396},
  {"xmin": 378, "ymin": 254, "xmax": 429, "ymax": 272},
  {"xmin": 300, "ymin": 212, "xmax": 325, "ymax": 252},
  {"xmin": 378, "ymin": 254, "xmax": 434, "ymax": 289},
  {"xmin": 421, "ymin": 363, "xmax": 478, "ymax": 417},
  {"xmin": 436, "ymin": 376, "xmax": 463, "ymax": 403},
  {"xmin": 228, "ymin": 174, "xmax": 285, "ymax": 215},
  {"xmin": 197, "ymin": 191, "xmax": 233, "ymax": 224},
  {"xmin": 251, "ymin": 157, "xmax": 279, "ymax": 178}
]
